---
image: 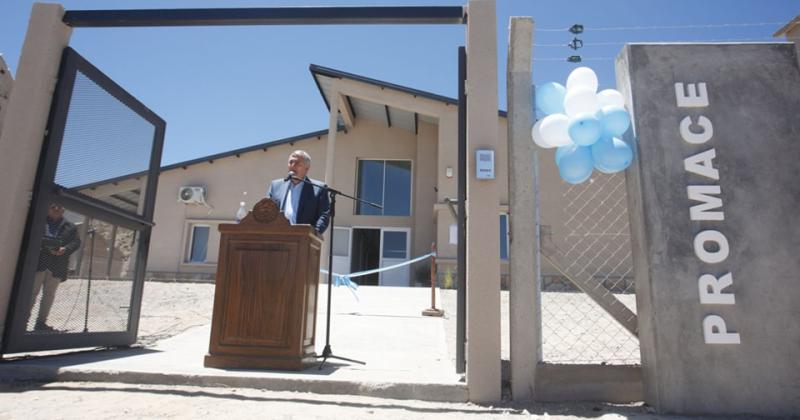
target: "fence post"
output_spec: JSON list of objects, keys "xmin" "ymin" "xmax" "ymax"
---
[
  {"xmin": 508, "ymin": 16, "xmax": 538, "ymax": 400},
  {"xmin": 422, "ymin": 242, "xmax": 444, "ymax": 317}
]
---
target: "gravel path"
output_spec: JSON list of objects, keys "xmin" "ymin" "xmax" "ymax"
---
[{"xmin": 439, "ymin": 289, "xmax": 640, "ymax": 366}]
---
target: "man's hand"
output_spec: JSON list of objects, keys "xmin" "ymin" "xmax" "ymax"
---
[{"xmin": 51, "ymin": 247, "xmax": 66, "ymax": 256}]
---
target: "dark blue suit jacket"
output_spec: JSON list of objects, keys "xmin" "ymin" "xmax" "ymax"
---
[{"xmin": 267, "ymin": 177, "xmax": 331, "ymax": 234}]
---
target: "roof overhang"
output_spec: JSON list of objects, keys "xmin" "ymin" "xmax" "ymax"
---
[
  {"xmin": 774, "ymin": 15, "xmax": 800, "ymax": 38},
  {"xmin": 310, "ymin": 64, "xmax": 506, "ymax": 134}
]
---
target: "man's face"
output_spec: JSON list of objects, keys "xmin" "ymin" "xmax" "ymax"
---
[
  {"xmin": 287, "ymin": 154, "xmax": 310, "ymax": 181},
  {"xmin": 47, "ymin": 204, "xmax": 64, "ymax": 220}
]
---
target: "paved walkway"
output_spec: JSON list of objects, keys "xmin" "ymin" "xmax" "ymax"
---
[
  {"xmin": 0, "ymin": 284, "xmax": 774, "ymax": 419},
  {"xmin": 0, "ymin": 285, "xmax": 465, "ymax": 402}
]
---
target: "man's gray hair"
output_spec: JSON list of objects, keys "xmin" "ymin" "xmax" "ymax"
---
[{"xmin": 291, "ymin": 150, "xmax": 311, "ymax": 166}]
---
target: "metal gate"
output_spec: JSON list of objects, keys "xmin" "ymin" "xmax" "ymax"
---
[{"xmin": 2, "ymin": 47, "xmax": 164, "ymax": 353}]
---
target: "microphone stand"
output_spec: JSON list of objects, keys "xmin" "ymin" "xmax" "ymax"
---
[{"xmin": 286, "ymin": 174, "xmax": 381, "ymax": 369}]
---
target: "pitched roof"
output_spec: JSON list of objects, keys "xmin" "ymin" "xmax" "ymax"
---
[
  {"xmin": 75, "ymin": 129, "xmax": 331, "ymax": 190},
  {"xmin": 309, "ymin": 64, "xmax": 508, "ymax": 117},
  {"xmin": 159, "ymin": 128, "xmax": 330, "ymax": 173},
  {"xmin": 774, "ymin": 15, "xmax": 800, "ymax": 38}
]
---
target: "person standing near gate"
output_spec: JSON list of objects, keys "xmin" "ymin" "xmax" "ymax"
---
[
  {"xmin": 29, "ymin": 203, "xmax": 81, "ymax": 332},
  {"xmin": 266, "ymin": 150, "xmax": 331, "ymax": 235}
]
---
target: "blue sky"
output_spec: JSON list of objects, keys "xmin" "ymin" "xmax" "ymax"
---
[{"xmin": 1, "ymin": 1, "xmax": 795, "ymax": 165}]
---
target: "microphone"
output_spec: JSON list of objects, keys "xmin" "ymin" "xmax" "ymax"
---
[{"xmin": 284, "ymin": 171, "xmax": 295, "ymax": 182}]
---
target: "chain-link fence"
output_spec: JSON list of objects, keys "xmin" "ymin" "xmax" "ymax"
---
[{"xmin": 539, "ymin": 172, "xmax": 640, "ymax": 365}]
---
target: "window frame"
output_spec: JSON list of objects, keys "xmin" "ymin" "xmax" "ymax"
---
[
  {"xmin": 354, "ymin": 158, "xmax": 413, "ymax": 217},
  {"xmin": 187, "ymin": 223, "xmax": 211, "ymax": 264},
  {"xmin": 500, "ymin": 213, "xmax": 509, "ymax": 261},
  {"xmin": 180, "ymin": 219, "xmax": 227, "ymax": 266}
]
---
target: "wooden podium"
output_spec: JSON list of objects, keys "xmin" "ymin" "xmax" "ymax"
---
[{"xmin": 204, "ymin": 198, "xmax": 322, "ymax": 370}]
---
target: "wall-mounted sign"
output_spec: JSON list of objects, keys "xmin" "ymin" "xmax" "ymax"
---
[{"xmin": 475, "ymin": 149, "xmax": 495, "ymax": 180}]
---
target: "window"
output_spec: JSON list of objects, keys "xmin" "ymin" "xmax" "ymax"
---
[
  {"xmin": 382, "ymin": 231, "xmax": 408, "ymax": 259},
  {"xmin": 356, "ymin": 160, "xmax": 411, "ymax": 216},
  {"xmin": 500, "ymin": 214, "xmax": 509, "ymax": 260},
  {"xmin": 188, "ymin": 225, "xmax": 210, "ymax": 263},
  {"xmin": 333, "ymin": 227, "xmax": 350, "ymax": 257}
]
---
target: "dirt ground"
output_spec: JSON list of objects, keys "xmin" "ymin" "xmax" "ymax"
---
[
  {"xmin": 136, "ymin": 282, "xmax": 215, "ymax": 345},
  {"xmin": 0, "ymin": 381, "xmax": 769, "ymax": 420}
]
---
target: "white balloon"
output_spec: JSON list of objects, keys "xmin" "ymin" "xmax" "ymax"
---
[
  {"xmin": 538, "ymin": 114, "xmax": 573, "ymax": 148},
  {"xmin": 531, "ymin": 119, "xmax": 552, "ymax": 148},
  {"xmin": 566, "ymin": 67, "xmax": 598, "ymax": 92},
  {"xmin": 596, "ymin": 89, "xmax": 625, "ymax": 108},
  {"xmin": 564, "ymin": 86, "xmax": 599, "ymax": 117}
]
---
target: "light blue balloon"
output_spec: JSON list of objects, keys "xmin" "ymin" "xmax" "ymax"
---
[
  {"xmin": 598, "ymin": 106, "xmax": 631, "ymax": 137},
  {"xmin": 593, "ymin": 159, "xmax": 617, "ymax": 174},
  {"xmin": 555, "ymin": 145, "xmax": 572, "ymax": 167},
  {"xmin": 567, "ymin": 113, "xmax": 603, "ymax": 146},
  {"xmin": 535, "ymin": 82, "xmax": 566, "ymax": 115},
  {"xmin": 591, "ymin": 136, "xmax": 633, "ymax": 173},
  {"xmin": 558, "ymin": 145, "xmax": 594, "ymax": 184}
]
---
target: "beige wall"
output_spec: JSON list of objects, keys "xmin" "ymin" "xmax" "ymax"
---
[
  {"xmin": 147, "ymin": 134, "xmax": 328, "ymax": 274},
  {"xmin": 329, "ymin": 118, "xmax": 416, "ymax": 231},
  {"xmin": 75, "ymin": 70, "xmax": 515, "ymax": 286},
  {"xmin": 0, "ymin": 55, "xmax": 12, "ymax": 137},
  {"xmin": 436, "ymin": 112, "xmax": 459, "ymax": 202},
  {"xmin": 136, "ymin": 107, "xmax": 511, "ymax": 284},
  {"xmin": 414, "ymin": 120, "xmax": 439, "ymax": 259}
]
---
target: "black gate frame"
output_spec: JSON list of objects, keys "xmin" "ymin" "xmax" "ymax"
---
[{"xmin": 2, "ymin": 47, "xmax": 165, "ymax": 353}]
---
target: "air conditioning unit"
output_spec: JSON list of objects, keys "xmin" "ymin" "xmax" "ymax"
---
[{"xmin": 178, "ymin": 186, "xmax": 207, "ymax": 204}]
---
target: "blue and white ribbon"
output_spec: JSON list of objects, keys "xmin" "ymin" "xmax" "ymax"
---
[{"xmin": 321, "ymin": 252, "xmax": 436, "ymax": 301}]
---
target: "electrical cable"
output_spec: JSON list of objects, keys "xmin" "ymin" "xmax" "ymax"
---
[
  {"xmin": 534, "ymin": 36, "xmax": 776, "ymax": 48},
  {"xmin": 535, "ymin": 21, "xmax": 783, "ymax": 32}
]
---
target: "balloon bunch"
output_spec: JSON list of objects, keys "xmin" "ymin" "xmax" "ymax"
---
[{"xmin": 532, "ymin": 67, "xmax": 634, "ymax": 184}]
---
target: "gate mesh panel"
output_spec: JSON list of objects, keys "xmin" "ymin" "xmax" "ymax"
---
[
  {"xmin": 26, "ymin": 206, "xmax": 138, "ymax": 334},
  {"xmin": 540, "ymin": 172, "xmax": 640, "ymax": 364},
  {"xmin": 55, "ymin": 70, "xmax": 155, "ymax": 214}
]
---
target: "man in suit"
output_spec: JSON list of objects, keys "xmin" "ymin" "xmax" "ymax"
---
[
  {"xmin": 267, "ymin": 150, "xmax": 331, "ymax": 235},
  {"xmin": 30, "ymin": 203, "xmax": 81, "ymax": 332}
]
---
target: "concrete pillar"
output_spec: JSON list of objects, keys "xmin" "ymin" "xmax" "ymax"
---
[
  {"xmin": 0, "ymin": 3, "xmax": 72, "ymax": 345},
  {"xmin": 465, "ymin": 0, "xmax": 500, "ymax": 402},
  {"xmin": 506, "ymin": 17, "xmax": 539, "ymax": 401},
  {"xmin": 320, "ymin": 85, "xmax": 341, "ymax": 272},
  {"xmin": 0, "ymin": 55, "xmax": 13, "ymax": 136},
  {"xmin": 323, "ymin": 86, "xmax": 340, "ymax": 190}
]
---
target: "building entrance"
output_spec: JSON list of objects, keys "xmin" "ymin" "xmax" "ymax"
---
[{"xmin": 350, "ymin": 228, "xmax": 380, "ymax": 285}]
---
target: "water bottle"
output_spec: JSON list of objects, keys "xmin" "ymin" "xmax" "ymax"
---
[{"xmin": 235, "ymin": 201, "xmax": 247, "ymax": 223}]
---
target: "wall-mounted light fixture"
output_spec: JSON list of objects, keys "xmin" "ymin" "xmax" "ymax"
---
[{"xmin": 446, "ymin": 167, "xmax": 453, "ymax": 178}]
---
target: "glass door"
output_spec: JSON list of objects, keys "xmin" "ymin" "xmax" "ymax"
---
[{"xmin": 379, "ymin": 229, "xmax": 410, "ymax": 286}]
